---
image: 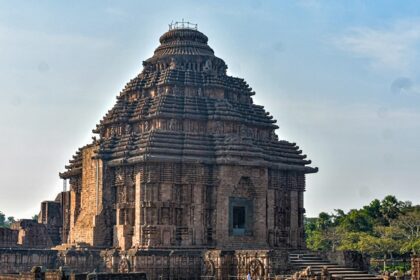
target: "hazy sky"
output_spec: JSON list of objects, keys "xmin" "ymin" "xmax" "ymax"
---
[{"xmin": 1, "ymin": 0, "xmax": 419, "ymax": 219}]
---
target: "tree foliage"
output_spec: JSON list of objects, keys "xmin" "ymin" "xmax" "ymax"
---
[
  {"xmin": 305, "ymin": 195, "xmax": 420, "ymax": 259},
  {"xmin": 0, "ymin": 211, "xmax": 5, "ymax": 227},
  {"xmin": 0, "ymin": 213, "xmax": 15, "ymax": 228}
]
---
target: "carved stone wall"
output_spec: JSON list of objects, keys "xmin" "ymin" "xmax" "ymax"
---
[
  {"xmin": 0, "ymin": 248, "xmax": 292, "ymax": 279},
  {"xmin": 216, "ymin": 165, "xmax": 268, "ymax": 248},
  {"xmin": 267, "ymin": 170, "xmax": 306, "ymax": 249},
  {"xmin": 0, "ymin": 249, "xmax": 58, "ymax": 274}
]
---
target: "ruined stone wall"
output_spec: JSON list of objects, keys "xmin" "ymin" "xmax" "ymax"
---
[
  {"xmin": 10, "ymin": 220, "xmax": 53, "ymax": 249},
  {"xmin": 60, "ymin": 191, "xmax": 71, "ymax": 246},
  {"xmin": 69, "ymin": 145, "xmax": 103, "ymax": 246},
  {"xmin": 38, "ymin": 201, "xmax": 62, "ymax": 246},
  {"xmin": 322, "ymin": 250, "xmax": 370, "ymax": 272},
  {"xmin": 0, "ymin": 228, "xmax": 19, "ymax": 248}
]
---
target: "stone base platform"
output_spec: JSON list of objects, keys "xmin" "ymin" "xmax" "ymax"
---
[{"xmin": 0, "ymin": 247, "xmax": 292, "ymax": 279}]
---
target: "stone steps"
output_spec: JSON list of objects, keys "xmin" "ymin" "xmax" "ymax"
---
[
  {"xmin": 341, "ymin": 275, "xmax": 383, "ymax": 280},
  {"xmin": 294, "ymin": 264, "xmax": 344, "ymax": 268},
  {"xmin": 291, "ymin": 260, "xmax": 335, "ymax": 265},
  {"xmin": 288, "ymin": 252, "xmax": 383, "ymax": 280}
]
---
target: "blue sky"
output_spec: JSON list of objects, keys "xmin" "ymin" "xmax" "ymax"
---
[{"xmin": 1, "ymin": 0, "xmax": 419, "ymax": 218}]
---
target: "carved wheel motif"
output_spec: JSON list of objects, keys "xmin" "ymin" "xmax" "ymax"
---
[
  {"xmin": 202, "ymin": 259, "xmax": 215, "ymax": 276},
  {"xmin": 248, "ymin": 259, "xmax": 264, "ymax": 279},
  {"xmin": 118, "ymin": 258, "xmax": 131, "ymax": 273}
]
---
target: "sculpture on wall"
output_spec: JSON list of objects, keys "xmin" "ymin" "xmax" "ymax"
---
[{"xmin": 118, "ymin": 257, "xmax": 131, "ymax": 273}]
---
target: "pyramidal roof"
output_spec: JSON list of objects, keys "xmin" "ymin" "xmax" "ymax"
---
[{"xmin": 60, "ymin": 26, "xmax": 317, "ymax": 179}]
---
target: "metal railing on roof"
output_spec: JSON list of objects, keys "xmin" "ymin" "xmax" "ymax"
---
[{"xmin": 169, "ymin": 19, "xmax": 198, "ymax": 30}]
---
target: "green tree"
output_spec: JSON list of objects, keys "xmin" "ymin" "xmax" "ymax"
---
[
  {"xmin": 332, "ymin": 209, "xmax": 346, "ymax": 225},
  {"xmin": 392, "ymin": 209, "xmax": 420, "ymax": 255},
  {"xmin": 380, "ymin": 195, "xmax": 403, "ymax": 225},
  {"xmin": 0, "ymin": 211, "xmax": 5, "ymax": 227},
  {"xmin": 357, "ymin": 230, "xmax": 401, "ymax": 271},
  {"xmin": 339, "ymin": 231, "xmax": 372, "ymax": 252},
  {"xmin": 317, "ymin": 212, "xmax": 333, "ymax": 230},
  {"xmin": 306, "ymin": 229, "xmax": 329, "ymax": 251},
  {"xmin": 340, "ymin": 209, "xmax": 373, "ymax": 233},
  {"xmin": 305, "ymin": 196, "xmax": 418, "ymax": 261},
  {"xmin": 6, "ymin": 216, "xmax": 15, "ymax": 227},
  {"xmin": 363, "ymin": 199, "xmax": 385, "ymax": 225}
]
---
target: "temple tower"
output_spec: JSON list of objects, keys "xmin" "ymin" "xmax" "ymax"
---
[{"xmin": 59, "ymin": 23, "xmax": 317, "ymax": 251}]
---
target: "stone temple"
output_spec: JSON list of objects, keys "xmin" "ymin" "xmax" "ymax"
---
[{"xmin": 0, "ymin": 23, "xmax": 318, "ymax": 278}]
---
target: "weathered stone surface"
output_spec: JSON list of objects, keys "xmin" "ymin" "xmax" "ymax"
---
[
  {"xmin": 0, "ymin": 267, "xmax": 147, "ymax": 280},
  {"xmin": 0, "ymin": 228, "xmax": 19, "ymax": 248},
  {"xmin": 322, "ymin": 250, "xmax": 370, "ymax": 272},
  {"xmin": 10, "ymin": 220, "xmax": 52, "ymax": 249}
]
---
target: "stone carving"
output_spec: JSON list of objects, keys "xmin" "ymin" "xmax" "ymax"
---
[
  {"xmin": 248, "ymin": 259, "xmax": 264, "ymax": 279},
  {"xmin": 125, "ymin": 124, "xmax": 132, "ymax": 134},
  {"xmin": 169, "ymin": 58, "xmax": 177, "ymax": 69},
  {"xmin": 320, "ymin": 266, "xmax": 329, "ymax": 278},
  {"xmin": 240, "ymin": 124, "xmax": 253, "ymax": 138},
  {"xmin": 118, "ymin": 257, "xmax": 131, "ymax": 273},
  {"xmin": 215, "ymin": 121, "xmax": 223, "ymax": 134},
  {"xmin": 201, "ymin": 259, "xmax": 215, "ymax": 277},
  {"xmin": 169, "ymin": 118, "xmax": 176, "ymax": 130},
  {"xmin": 203, "ymin": 59, "xmax": 212, "ymax": 72},
  {"xmin": 104, "ymin": 254, "xmax": 113, "ymax": 271},
  {"xmin": 173, "ymin": 85, "xmax": 182, "ymax": 95},
  {"xmin": 231, "ymin": 176, "xmax": 257, "ymax": 199}
]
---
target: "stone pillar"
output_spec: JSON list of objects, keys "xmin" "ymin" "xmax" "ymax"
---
[
  {"xmin": 289, "ymin": 190, "xmax": 299, "ymax": 248},
  {"xmin": 68, "ymin": 188, "xmax": 78, "ymax": 244},
  {"xmin": 266, "ymin": 189, "xmax": 275, "ymax": 246},
  {"xmin": 298, "ymin": 191, "xmax": 305, "ymax": 248},
  {"xmin": 192, "ymin": 184, "xmax": 204, "ymax": 245},
  {"xmin": 133, "ymin": 172, "xmax": 143, "ymax": 247}
]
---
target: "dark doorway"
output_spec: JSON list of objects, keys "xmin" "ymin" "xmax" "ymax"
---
[
  {"xmin": 229, "ymin": 197, "xmax": 253, "ymax": 236},
  {"xmin": 233, "ymin": 206, "xmax": 245, "ymax": 229}
]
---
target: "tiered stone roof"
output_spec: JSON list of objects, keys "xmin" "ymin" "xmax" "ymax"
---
[{"xmin": 60, "ymin": 27, "xmax": 317, "ymax": 179}]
